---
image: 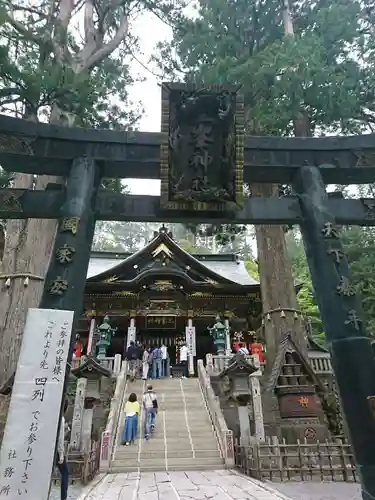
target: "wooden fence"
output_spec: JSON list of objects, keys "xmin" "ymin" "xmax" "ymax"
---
[
  {"xmin": 234, "ymin": 438, "xmax": 357, "ymax": 482},
  {"xmin": 51, "ymin": 440, "xmax": 100, "ymax": 485}
]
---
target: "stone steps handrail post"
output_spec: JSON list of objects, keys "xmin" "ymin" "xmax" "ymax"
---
[
  {"xmin": 99, "ymin": 360, "xmax": 128, "ymax": 472},
  {"xmin": 197, "ymin": 359, "xmax": 234, "ymax": 467}
]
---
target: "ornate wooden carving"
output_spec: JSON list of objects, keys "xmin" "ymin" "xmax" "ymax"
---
[{"xmin": 160, "ymin": 83, "xmax": 244, "ymax": 212}]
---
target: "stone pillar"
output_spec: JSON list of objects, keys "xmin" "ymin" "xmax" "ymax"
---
[
  {"xmin": 249, "ymin": 363, "xmax": 265, "ymax": 442},
  {"xmin": 127, "ymin": 314, "xmax": 136, "ymax": 348},
  {"xmin": 224, "ymin": 317, "xmax": 231, "ymax": 356},
  {"xmin": 81, "ymin": 400, "xmax": 94, "ymax": 453},
  {"xmin": 206, "ymin": 353, "xmax": 213, "ymax": 376},
  {"xmin": 293, "ymin": 165, "xmax": 375, "ymax": 499},
  {"xmin": 187, "ymin": 318, "xmax": 195, "ymax": 376},
  {"xmin": 69, "ymin": 378, "xmax": 87, "ymax": 451},
  {"xmin": 238, "ymin": 406, "xmax": 251, "ymax": 446},
  {"xmin": 113, "ymin": 354, "xmax": 122, "ymax": 376},
  {"xmin": 87, "ymin": 316, "xmax": 96, "ymax": 356}
]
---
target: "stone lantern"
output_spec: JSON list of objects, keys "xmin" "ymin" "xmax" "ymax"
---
[
  {"xmin": 95, "ymin": 315, "xmax": 117, "ymax": 359},
  {"xmin": 70, "ymin": 357, "xmax": 111, "ymax": 452},
  {"xmin": 208, "ymin": 315, "xmax": 227, "ymax": 355},
  {"xmin": 219, "ymin": 352, "xmax": 264, "ymax": 445}
]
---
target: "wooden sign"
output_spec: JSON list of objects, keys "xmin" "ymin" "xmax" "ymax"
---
[
  {"xmin": 146, "ymin": 315, "xmax": 176, "ymax": 329},
  {"xmin": 160, "ymin": 83, "xmax": 244, "ymax": 212},
  {"xmin": 185, "ymin": 326, "xmax": 196, "ymax": 356},
  {"xmin": 0, "ymin": 308, "xmax": 74, "ymax": 500}
]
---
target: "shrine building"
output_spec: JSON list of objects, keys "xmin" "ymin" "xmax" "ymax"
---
[{"xmin": 79, "ymin": 225, "xmax": 262, "ymax": 364}]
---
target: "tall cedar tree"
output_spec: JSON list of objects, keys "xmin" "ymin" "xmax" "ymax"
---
[
  {"xmin": 156, "ymin": 0, "xmax": 375, "ymax": 363},
  {"xmin": 0, "ymin": 0, "xmax": 185, "ymax": 387}
]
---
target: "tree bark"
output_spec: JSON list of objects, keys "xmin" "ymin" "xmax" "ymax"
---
[
  {"xmin": 0, "ymin": 174, "xmax": 58, "ymax": 388},
  {"xmin": 252, "ymin": 183, "xmax": 306, "ymax": 368}
]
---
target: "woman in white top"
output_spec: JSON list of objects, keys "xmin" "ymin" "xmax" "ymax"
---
[
  {"xmin": 179, "ymin": 343, "xmax": 188, "ymax": 378},
  {"xmin": 142, "ymin": 348, "xmax": 151, "ymax": 380}
]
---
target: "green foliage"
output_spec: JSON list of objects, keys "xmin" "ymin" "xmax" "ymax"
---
[
  {"xmin": 0, "ymin": 0, "xmax": 185, "ymax": 126},
  {"xmin": 285, "ymin": 231, "xmax": 324, "ymax": 343},
  {"xmin": 245, "ymin": 260, "xmax": 259, "ymax": 280},
  {"xmin": 286, "ymin": 224, "xmax": 375, "ymax": 341},
  {"xmin": 157, "ymin": 0, "xmax": 375, "ymax": 135}
]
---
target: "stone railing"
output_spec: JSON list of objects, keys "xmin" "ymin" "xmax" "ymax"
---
[
  {"xmin": 208, "ymin": 353, "xmax": 333, "ymax": 376},
  {"xmin": 308, "ymin": 353, "xmax": 333, "ymax": 375},
  {"xmin": 72, "ymin": 355, "xmax": 122, "ymax": 376},
  {"xmin": 99, "ymin": 360, "xmax": 128, "ymax": 472},
  {"xmin": 197, "ymin": 359, "xmax": 234, "ymax": 468}
]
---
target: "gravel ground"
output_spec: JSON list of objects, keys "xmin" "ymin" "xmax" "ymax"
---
[
  {"xmin": 269, "ymin": 481, "xmax": 361, "ymax": 500},
  {"xmin": 49, "ymin": 483, "xmax": 84, "ymax": 500}
]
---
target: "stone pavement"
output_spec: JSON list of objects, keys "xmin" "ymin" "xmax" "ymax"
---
[
  {"xmin": 270, "ymin": 481, "xmax": 361, "ymax": 500},
  {"xmin": 75, "ymin": 470, "xmax": 294, "ymax": 500},
  {"xmin": 49, "ymin": 482, "xmax": 85, "ymax": 500}
]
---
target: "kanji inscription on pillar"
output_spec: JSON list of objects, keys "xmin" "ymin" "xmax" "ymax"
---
[
  {"xmin": 56, "ymin": 244, "xmax": 75, "ymax": 264},
  {"xmin": 327, "ymin": 249, "xmax": 345, "ymax": 263},
  {"xmin": 344, "ymin": 309, "xmax": 362, "ymax": 330},
  {"xmin": 321, "ymin": 222, "xmax": 340, "ymax": 238},
  {"xmin": 60, "ymin": 216, "xmax": 80, "ymax": 235},
  {"xmin": 49, "ymin": 277, "xmax": 68, "ymax": 296},
  {"xmin": 0, "ymin": 308, "xmax": 73, "ymax": 500},
  {"xmin": 336, "ymin": 276, "xmax": 356, "ymax": 296}
]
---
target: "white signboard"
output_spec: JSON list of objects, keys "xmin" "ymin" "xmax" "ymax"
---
[
  {"xmin": 0, "ymin": 308, "xmax": 74, "ymax": 500},
  {"xmin": 185, "ymin": 326, "xmax": 196, "ymax": 356},
  {"xmin": 127, "ymin": 326, "xmax": 136, "ymax": 347}
]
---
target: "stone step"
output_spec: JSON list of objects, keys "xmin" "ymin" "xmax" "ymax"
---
[
  {"xmin": 110, "ymin": 463, "xmax": 226, "ymax": 473},
  {"xmin": 115, "ymin": 449, "xmax": 221, "ymax": 459},
  {"xmin": 116, "ymin": 440, "xmax": 219, "ymax": 450},
  {"xmin": 111, "ymin": 456, "xmax": 224, "ymax": 469},
  {"xmin": 117, "ymin": 442, "xmax": 219, "ymax": 452}
]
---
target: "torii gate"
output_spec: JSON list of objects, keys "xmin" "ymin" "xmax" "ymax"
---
[{"xmin": 0, "ymin": 83, "xmax": 374, "ymax": 499}]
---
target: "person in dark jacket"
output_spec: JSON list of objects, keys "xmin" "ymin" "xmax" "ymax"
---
[{"xmin": 126, "ymin": 341, "xmax": 138, "ymax": 381}]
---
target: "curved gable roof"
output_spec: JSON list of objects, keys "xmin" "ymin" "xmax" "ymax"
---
[{"xmin": 87, "ymin": 230, "xmax": 259, "ymax": 288}]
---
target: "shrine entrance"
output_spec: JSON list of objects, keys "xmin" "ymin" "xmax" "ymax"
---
[{"xmin": 1, "ymin": 83, "xmax": 375, "ymax": 497}]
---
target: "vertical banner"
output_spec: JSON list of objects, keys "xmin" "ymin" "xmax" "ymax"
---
[
  {"xmin": 0, "ymin": 308, "xmax": 74, "ymax": 500},
  {"xmin": 185, "ymin": 326, "xmax": 196, "ymax": 356},
  {"xmin": 127, "ymin": 326, "xmax": 136, "ymax": 347}
]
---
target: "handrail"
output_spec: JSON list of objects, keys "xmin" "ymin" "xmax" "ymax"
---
[
  {"xmin": 197, "ymin": 359, "xmax": 234, "ymax": 467},
  {"xmin": 99, "ymin": 360, "xmax": 128, "ymax": 472}
]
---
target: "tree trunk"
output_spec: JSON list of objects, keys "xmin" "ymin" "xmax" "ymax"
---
[
  {"xmin": 0, "ymin": 173, "xmax": 58, "ymax": 388},
  {"xmin": 252, "ymin": 183, "xmax": 306, "ymax": 368}
]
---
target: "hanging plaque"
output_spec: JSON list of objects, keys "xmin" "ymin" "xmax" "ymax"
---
[
  {"xmin": 146, "ymin": 315, "xmax": 176, "ymax": 329},
  {"xmin": 160, "ymin": 83, "xmax": 244, "ymax": 212}
]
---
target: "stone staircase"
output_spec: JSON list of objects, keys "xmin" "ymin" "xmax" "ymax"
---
[{"xmin": 111, "ymin": 378, "xmax": 224, "ymax": 472}]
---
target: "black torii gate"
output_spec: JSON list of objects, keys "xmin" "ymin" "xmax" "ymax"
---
[{"xmin": 1, "ymin": 84, "xmax": 375, "ymax": 498}]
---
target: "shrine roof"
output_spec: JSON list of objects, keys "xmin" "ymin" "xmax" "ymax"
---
[
  {"xmin": 86, "ymin": 231, "xmax": 259, "ymax": 287},
  {"xmin": 266, "ymin": 333, "xmax": 326, "ymax": 393}
]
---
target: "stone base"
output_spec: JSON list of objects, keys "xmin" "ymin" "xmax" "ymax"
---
[{"xmin": 279, "ymin": 421, "xmax": 330, "ymax": 443}]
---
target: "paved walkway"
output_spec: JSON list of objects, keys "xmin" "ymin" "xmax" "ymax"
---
[
  {"xmin": 270, "ymin": 481, "xmax": 361, "ymax": 500},
  {"xmin": 76, "ymin": 470, "xmax": 293, "ymax": 500}
]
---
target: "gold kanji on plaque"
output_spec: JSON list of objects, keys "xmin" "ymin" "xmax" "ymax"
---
[
  {"xmin": 298, "ymin": 396, "xmax": 309, "ymax": 408},
  {"xmin": 56, "ymin": 244, "xmax": 76, "ymax": 264},
  {"xmin": 49, "ymin": 277, "xmax": 68, "ymax": 295},
  {"xmin": 60, "ymin": 216, "xmax": 80, "ymax": 235}
]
